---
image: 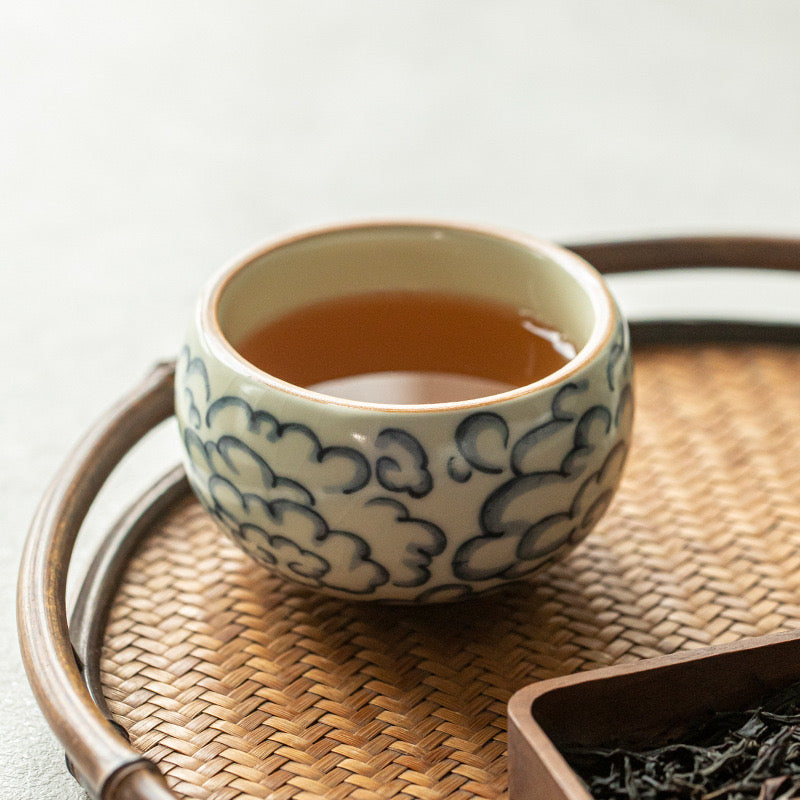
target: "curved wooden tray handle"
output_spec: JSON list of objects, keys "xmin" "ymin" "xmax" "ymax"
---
[
  {"xmin": 16, "ymin": 236, "xmax": 800, "ymax": 800},
  {"xmin": 569, "ymin": 234, "xmax": 800, "ymax": 273},
  {"xmin": 18, "ymin": 361, "xmax": 179, "ymax": 800}
]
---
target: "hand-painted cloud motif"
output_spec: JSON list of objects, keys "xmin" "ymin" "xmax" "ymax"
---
[
  {"xmin": 511, "ymin": 441, "xmax": 628, "ymax": 576},
  {"xmin": 448, "ymin": 383, "xmax": 600, "ymax": 483},
  {"xmin": 206, "ymin": 475, "xmax": 389, "ymax": 594},
  {"xmin": 452, "ymin": 386, "xmax": 633, "ymax": 583},
  {"xmin": 353, "ymin": 497, "xmax": 446, "ymax": 588},
  {"xmin": 606, "ymin": 320, "xmax": 631, "ymax": 392},
  {"xmin": 176, "ymin": 347, "xmax": 211, "ymax": 431},
  {"xmin": 452, "ymin": 412, "xmax": 509, "ymax": 478},
  {"xmin": 510, "ymin": 382, "xmax": 591, "ymax": 476},
  {"xmin": 177, "ymin": 348, "xmax": 451, "ymax": 596},
  {"xmin": 205, "ymin": 396, "xmax": 371, "ymax": 498},
  {"xmin": 375, "ymin": 428, "xmax": 433, "ymax": 498},
  {"xmin": 175, "ymin": 336, "xmax": 633, "ymax": 601},
  {"xmin": 183, "ymin": 429, "xmax": 314, "ymax": 509}
]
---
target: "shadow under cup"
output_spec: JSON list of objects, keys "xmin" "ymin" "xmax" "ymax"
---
[
  {"xmin": 178, "ymin": 222, "xmax": 631, "ymax": 602},
  {"xmin": 211, "ymin": 224, "xmax": 604, "ymax": 406}
]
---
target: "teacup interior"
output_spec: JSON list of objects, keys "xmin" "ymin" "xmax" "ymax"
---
[{"xmin": 212, "ymin": 224, "xmax": 610, "ymax": 400}]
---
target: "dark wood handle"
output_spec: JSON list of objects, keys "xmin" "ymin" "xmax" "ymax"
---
[
  {"xmin": 17, "ymin": 361, "xmax": 179, "ymax": 800},
  {"xmin": 571, "ymin": 235, "xmax": 800, "ymax": 344},
  {"xmin": 567, "ymin": 234, "xmax": 800, "ymax": 273}
]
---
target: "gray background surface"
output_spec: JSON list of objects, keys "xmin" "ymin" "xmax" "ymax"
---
[{"xmin": 3, "ymin": 2, "xmax": 800, "ymax": 796}]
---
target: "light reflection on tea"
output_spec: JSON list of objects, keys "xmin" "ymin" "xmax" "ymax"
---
[{"xmin": 235, "ymin": 290, "xmax": 576, "ymax": 404}]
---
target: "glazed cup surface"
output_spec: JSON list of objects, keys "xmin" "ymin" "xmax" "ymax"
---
[{"xmin": 175, "ymin": 221, "xmax": 633, "ymax": 603}]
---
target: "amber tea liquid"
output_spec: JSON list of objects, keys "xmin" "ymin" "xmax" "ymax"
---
[{"xmin": 235, "ymin": 291, "xmax": 576, "ymax": 404}]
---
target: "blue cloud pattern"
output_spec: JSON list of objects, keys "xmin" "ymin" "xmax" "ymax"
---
[
  {"xmin": 175, "ymin": 337, "xmax": 633, "ymax": 601},
  {"xmin": 375, "ymin": 428, "xmax": 433, "ymax": 498},
  {"xmin": 208, "ymin": 475, "xmax": 389, "ymax": 594},
  {"xmin": 176, "ymin": 347, "xmax": 448, "ymax": 597}
]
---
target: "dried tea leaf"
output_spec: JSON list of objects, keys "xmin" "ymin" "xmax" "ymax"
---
[{"xmin": 563, "ymin": 681, "xmax": 800, "ymax": 800}]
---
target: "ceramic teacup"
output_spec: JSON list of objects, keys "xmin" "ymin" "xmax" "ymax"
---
[{"xmin": 175, "ymin": 221, "xmax": 633, "ymax": 603}]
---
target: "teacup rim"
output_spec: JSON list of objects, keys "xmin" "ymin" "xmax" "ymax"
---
[{"xmin": 199, "ymin": 219, "xmax": 618, "ymax": 413}]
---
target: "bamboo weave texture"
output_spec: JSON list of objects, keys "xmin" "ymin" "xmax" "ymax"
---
[{"xmin": 100, "ymin": 344, "xmax": 800, "ymax": 800}]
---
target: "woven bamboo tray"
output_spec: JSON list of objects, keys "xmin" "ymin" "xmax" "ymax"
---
[{"xmin": 18, "ymin": 238, "xmax": 800, "ymax": 800}]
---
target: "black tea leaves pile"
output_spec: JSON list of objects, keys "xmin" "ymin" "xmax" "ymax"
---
[{"xmin": 564, "ymin": 681, "xmax": 800, "ymax": 800}]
